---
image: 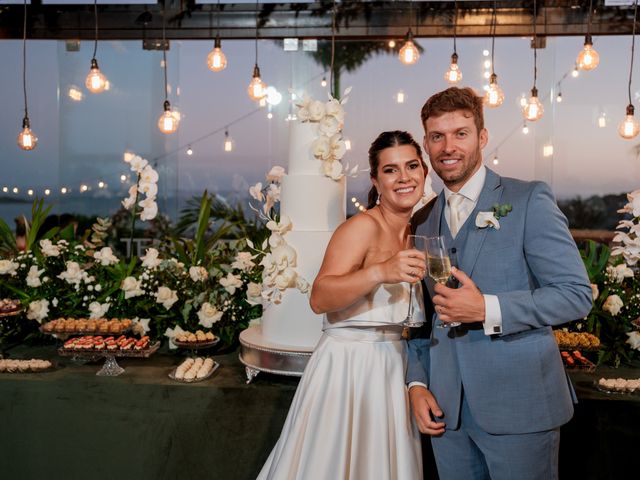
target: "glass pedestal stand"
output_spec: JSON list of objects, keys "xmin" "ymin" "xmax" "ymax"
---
[{"xmin": 97, "ymin": 355, "xmax": 125, "ymax": 376}]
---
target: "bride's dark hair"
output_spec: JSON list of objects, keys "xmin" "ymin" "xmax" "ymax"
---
[{"xmin": 366, "ymin": 130, "xmax": 426, "ymax": 209}]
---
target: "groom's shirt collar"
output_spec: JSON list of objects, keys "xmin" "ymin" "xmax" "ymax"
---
[{"xmin": 443, "ymin": 164, "xmax": 486, "ymax": 205}]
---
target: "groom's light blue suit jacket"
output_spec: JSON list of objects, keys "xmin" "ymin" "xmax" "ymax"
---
[{"xmin": 407, "ymin": 168, "xmax": 592, "ymax": 435}]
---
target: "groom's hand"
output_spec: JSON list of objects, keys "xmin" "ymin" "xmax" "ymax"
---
[
  {"xmin": 433, "ymin": 267, "xmax": 485, "ymax": 324},
  {"xmin": 409, "ymin": 386, "xmax": 446, "ymax": 436}
]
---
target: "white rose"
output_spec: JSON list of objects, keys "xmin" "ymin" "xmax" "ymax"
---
[
  {"xmin": 602, "ymin": 294, "xmax": 623, "ymax": 316},
  {"xmin": 219, "ymin": 272, "xmax": 243, "ymax": 294},
  {"xmin": 323, "ymin": 160, "xmax": 344, "ymax": 180},
  {"xmin": 231, "ymin": 252, "xmax": 255, "ymax": 272},
  {"xmin": 274, "ymin": 267, "xmax": 297, "ymax": 290},
  {"xmin": 26, "ymin": 299, "xmax": 49, "ymax": 323},
  {"xmin": 39, "ymin": 239, "xmax": 61, "ymax": 257},
  {"xmin": 246, "ymin": 282, "xmax": 263, "ymax": 306},
  {"xmin": 308, "ymin": 100, "xmax": 326, "ymax": 121},
  {"xmin": 140, "ymin": 164, "xmax": 159, "ymax": 184},
  {"xmin": 312, "ymin": 136, "xmax": 332, "ymax": 161},
  {"xmin": 266, "ymin": 166, "xmax": 286, "ymax": 183},
  {"xmin": 626, "ymin": 331, "xmax": 640, "ymax": 350},
  {"xmin": 297, "ymin": 106, "xmax": 311, "ymax": 122},
  {"xmin": 57, "ymin": 261, "xmax": 87, "ymax": 285},
  {"xmin": 164, "ymin": 325, "xmax": 187, "ymax": 350},
  {"xmin": 197, "ymin": 302, "xmax": 224, "ymax": 328},
  {"xmin": 141, "ymin": 248, "xmax": 162, "ymax": 268},
  {"xmin": 121, "ymin": 276, "xmax": 144, "ymax": 299},
  {"xmin": 606, "ymin": 264, "xmax": 634, "ymax": 283},
  {"xmin": 94, "ymin": 247, "xmax": 119, "ymax": 266},
  {"xmin": 88, "ymin": 301, "xmax": 110, "ymax": 319},
  {"xmin": 0, "ymin": 259, "xmax": 19, "ymax": 276},
  {"xmin": 319, "ymin": 115, "xmax": 340, "ymax": 137},
  {"xmin": 155, "ymin": 286, "xmax": 178, "ymax": 310},
  {"xmin": 271, "ymin": 244, "xmax": 297, "ymax": 271},
  {"xmin": 249, "ymin": 182, "xmax": 264, "ymax": 201},
  {"xmin": 189, "ymin": 266, "xmax": 209, "ymax": 282},
  {"xmin": 475, "ymin": 211, "xmax": 500, "ymax": 230},
  {"xmin": 26, "ymin": 265, "xmax": 44, "ymax": 287}
]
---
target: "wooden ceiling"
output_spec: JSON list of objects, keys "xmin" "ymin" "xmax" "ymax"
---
[{"xmin": 0, "ymin": 1, "xmax": 637, "ymax": 41}]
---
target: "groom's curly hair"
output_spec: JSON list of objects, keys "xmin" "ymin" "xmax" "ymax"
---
[{"xmin": 420, "ymin": 87, "xmax": 484, "ymax": 133}]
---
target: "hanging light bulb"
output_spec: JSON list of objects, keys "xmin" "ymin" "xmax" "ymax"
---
[
  {"xmin": 224, "ymin": 130, "xmax": 234, "ymax": 152},
  {"xmin": 577, "ymin": 36, "xmax": 600, "ymax": 71},
  {"xmin": 523, "ymin": 87, "xmax": 544, "ymax": 122},
  {"xmin": 248, "ymin": 64, "xmax": 267, "ymax": 101},
  {"xmin": 484, "ymin": 74, "xmax": 504, "ymax": 108},
  {"xmin": 543, "ymin": 143, "xmax": 554, "ymax": 157},
  {"xmin": 17, "ymin": 117, "xmax": 37, "ymax": 151},
  {"xmin": 571, "ymin": 66, "xmax": 580, "ymax": 78},
  {"xmin": 399, "ymin": 29, "xmax": 420, "ymax": 65},
  {"xmin": 556, "ymin": 91, "xmax": 563, "ymax": 103},
  {"xmin": 321, "ymin": 76, "xmax": 327, "ymax": 87},
  {"xmin": 445, "ymin": 53, "xmax": 463, "ymax": 84},
  {"xmin": 519, "ymin": 94, "xmax": 528, "ymax": 108},
  {"xmin": 396, "ymin": 91, "xmax": 406, "ymax": 104},
  {"xmin": 576, "ymin": 1, "xmax": 599, "ymax": 71},
  {"xmin": 158, "ymin": 100, "xmax": 179, "ymax": 134},
  {"xmin": 85, "ymin": 0, "xmax": 108, "ymax": 93},
  {"xmin": 597, "ymin": 112, "xmax": 607, "ymax": 128},
  {"xmin": 492, "ymin": 153, "xmax": 499, "ymax": 165},
  {"xmin": 186, "ymin": 146, "xmax": 193, "ymax": 156},
  {"xmin": 619, "ymin": 105, "xmax": 640, "ymax": 139},
  {"xmin": 388, "ymin": 40, "xmax": 396, "ymax": 48},
  {"xmin": 522, "ymin": 122, "xmax": 530, "ymax": 135},
  {"xmin": 44, "ymin": 189, "xmax": 50, "ymax": 196},
  {"xmin": 207, "ymin": 36, "xmax": 227, "ymax": 72}
]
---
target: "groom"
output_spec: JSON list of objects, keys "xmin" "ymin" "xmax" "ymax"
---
[{"xmin": 407, "ymin": 87, "xmax": 592, "ymax": 480}]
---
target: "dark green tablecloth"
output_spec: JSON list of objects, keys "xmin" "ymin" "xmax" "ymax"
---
[{"xmin": 0, "ymin": 346, "xmax": 638, "ymax": 480}]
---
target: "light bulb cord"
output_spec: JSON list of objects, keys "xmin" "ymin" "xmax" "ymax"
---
[
  {"xmin": 453, "ymin": 0, "xmax": 458, "ymax": 54},
  {"xmin": 254, "ymin": 0, "xmax": 259, "ymax": 65},
  {"xmin": 586, "ymin": 0, "xmax": 593, "ymax": 39},
  {"xmin": 162, "ymin": 5, "xmax": 168, "ymax": 103},
  {"xmin": 22, "ymin": 0, "xmax": 28, "ymax": 120},
  {"xmin": 532, "ymin": 0, "xmax": 538, "ymax": 90},
  {"xmin": 217, "ymin": 0, "xmax": 221, "ymax": 37},
  {"xmin": 92, "ymin": 0, "xmax": 98, "ymax": 60},
  {"xmin": 490, "ymin": 0, "xmax": 496, "ymax": 75},
  {"xmin": 330, "ymin": 0, "xmax": 336, "ymax": 97},
  {"xmin": 629, "ymin": 0, "xmax": 638, "ymax": 106}
]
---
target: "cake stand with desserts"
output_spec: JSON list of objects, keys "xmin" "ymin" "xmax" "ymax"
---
[
  {"xmin": 171, "ymin": 330, "xmax": 219, "ymax": 357},
  {"xmin": 57, "ymin": 334, "xmax": 160, "ymax": 376},
  {"xmin": 0, "ymin": 299, "xmax": 24, "ymax": 358}
]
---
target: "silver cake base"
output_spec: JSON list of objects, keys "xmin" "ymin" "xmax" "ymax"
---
[{"xmin": 238, "ymin": 326, "xmax": 314, "ymax": 383}]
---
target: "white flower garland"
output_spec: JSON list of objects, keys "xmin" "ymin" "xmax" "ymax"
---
[
  {"xmin": 611, "ymin": 188, "xmax": 640, "ymax": 265},
  {"xmin": 122, "ymin": 152, "xmax": 159, "ymax": 221}
]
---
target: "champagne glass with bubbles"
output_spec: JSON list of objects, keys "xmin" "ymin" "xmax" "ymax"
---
[
  {"xmin": 426, "ymin": 236, "xmax": 461, "ymax": 328},
  {"xmin": 402, "ymin": 235, "xmax": 427, "ymax": 328}
]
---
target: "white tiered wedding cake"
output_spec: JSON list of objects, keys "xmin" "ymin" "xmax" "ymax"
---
[{"xmin": 260, "ymin": 120, "xmax": 346, "ymax": 349}]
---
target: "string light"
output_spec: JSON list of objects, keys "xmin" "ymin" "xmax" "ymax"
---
[
  {"xmin": 619, "ymin": 0, "xmax": 640, "ymax": 140},
  {"xmin": 98, "ymin": 181, "xmax": 105, "ymax": 189},
  {"xmin": 598, "ymin": 112, "xmax": 607, "ymax": 128},
  {"xmin": 186, "ymin": 146, "xmax": 193, "ymax": 156},
  {"xmin": 2, "ymin": 187, "xmax": 7, "ymax": 193},
  {"xmin": 207, "ymin": 2, "xmax": 227, "ymax": 72},
  {"xmin": 522, "ymin": 122, "xmax": 530, "ymax": 134},
  {"xmin": 85, "ymin": 0, "xmax": 108, "ymax": 93},
  {"xmin": 61, "ymin": 187, "xmax": 68, "ymax": 194},
  {"xmin": 224, "ymin": 129, "xmax": 234, "ymax": 152},
  {"xmin": 388, "ymin": 40, "xmax": 396, "ymax": 48},
  {"xmin": 576, "ymin": 0, "xmax": 600, "ymax": 71},
  {"xmin": 492, "ymin": 152, "xmax": 499, "ymax": 165},
  {"xmin": 120, "ymin": 174, "xmax": 127, "ymax": 183},
  {"xmin": 248, "ymin": 1, "xmax": 267, "ymax": 101},
  {"xmin": 17, "ymin": 0, "xmax": 37, "ymax": 151},
  {"xmin": 396, "ymin": 91, "xmax": 406, "ymax": 104},
  {"xmin": 444, "ymin": 2, "xmax": 462, "ymax": 84},
  {"xmin": 571, "ymin": 65, "xmax": 580, "ymax": 78},
  {"xmin": 157, "ymin": 7, "xmax": 179, "ymax": 134},
  {"xmin": 13, "ymin": 187, "xmax": 19, "ymax": 194},
  {"xmin": 543, "ymin": 143, "xmax": 554, "ymax": 157},
  {"xmin": 44, "ymin": 189, "xmax": 50, "ymax": 196},
  {"xmin": 321, "ymin": 76, "xmax": 327, "ymax": 87},
  {"xmin": 483, "ymin": 2, "xmax": 504, "ymax": 108},
  {"xmin": 399, "ymin": 1, "xmax": 419, "ymax": 65},
  {"xmin": 523, "ymin": 0, "xmax": 544, "ymax": 122},
  {"xmin": 27, "ymin": 189, "xmax": 33, "ymax": 196},
  {"xmin": 556, "ymin": 91, "xmax": 563, "ymax": 103}
]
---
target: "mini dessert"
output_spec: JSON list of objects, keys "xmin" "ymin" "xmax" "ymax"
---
[
  {"xmin": 0, "ymin": 298, "xmax": 21, "ymax": 314},
  {"xmin": 172, "ymin": 356, "xmax": 216, "ymax": 382},
  {"xmin": 554, "ymin": 330, "xmax": 600, "ymax": 350},
  {"xmin": 174, "ymin": 330, "xmax": 217, "ymax": 344},
  {"xmin": 598, "ymin": 377, "xmax": 640, "ymax": 393},
  {"xmin": 0, "ymin": 358, "xmax": 52, "ymax": 373}
]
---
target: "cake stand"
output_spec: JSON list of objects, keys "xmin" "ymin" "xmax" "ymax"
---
[{"xmin": 238, "ymin": 326, "xmax": 313, "ymax": 383}]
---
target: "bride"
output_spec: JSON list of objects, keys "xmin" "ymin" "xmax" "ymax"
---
[{"xmin": 257, "ymin": 131, "xmax": 430, "ymax": 480}]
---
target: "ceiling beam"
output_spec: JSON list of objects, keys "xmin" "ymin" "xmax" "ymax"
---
[{"xmin": 0, "ymin": 1, "xmax": 637, "ymax": 41}]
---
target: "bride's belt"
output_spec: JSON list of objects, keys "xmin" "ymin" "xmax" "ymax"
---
[{"xmin": 323, "ymin": 324, "xmax": 404, "ymax": 342}]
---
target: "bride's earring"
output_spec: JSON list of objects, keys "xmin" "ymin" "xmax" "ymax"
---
[{"xmin": 376, "ymin": 194, "xmax": 381, "ymax": 205}]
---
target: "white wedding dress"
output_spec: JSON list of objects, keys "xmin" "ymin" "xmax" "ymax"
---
[{"xmin": 257, "ymin": 283, "xmax": 423, "ymax": 480}]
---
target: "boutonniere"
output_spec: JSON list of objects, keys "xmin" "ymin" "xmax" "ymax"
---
[{"xmin": 475, "ymin": 203, "xmax": 512, "ymax": 230}]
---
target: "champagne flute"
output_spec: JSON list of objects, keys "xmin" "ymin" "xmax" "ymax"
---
[
  {"xmin": 402, "ymin": 234, "xmax": 427, "ymax": 328},
  {"xmin": 425, "ymin": 236, "xmax": 461, "ymax": 328}
]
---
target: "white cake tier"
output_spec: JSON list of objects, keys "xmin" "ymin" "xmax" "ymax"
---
[
  {"xmin": 261, "ymin": 230, "xmax": 334, "ymax": 348},
  {"xmin": 280, "ymin": 174, "xmax": 346, "ymax": 232},
  {"xmin": 287, "ymin": 120, "xmax": 325, "ymax": 175}
]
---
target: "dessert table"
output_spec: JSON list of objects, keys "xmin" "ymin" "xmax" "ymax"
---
[{"xmin": 0, "ymin": 345, "xmax": 637, "ymax": 480}]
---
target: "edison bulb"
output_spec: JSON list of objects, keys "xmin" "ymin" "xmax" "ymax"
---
[
  {"xmin": 17, "ymin": 118, "xmax": 37, "ymax": 151},
  {"xmin": 399, "ymin": 31, "xmax": 419, "ymax": 65},
  {"xmin": 224, "ymin": 134, "xmax": 234, "ymax": 152},
  {"xmin": 85, "ymin": 58, "xmax": 108, "ymax": 94},
  {"xmin": 522, "ymin": 124, "xmax": 529, "ymax": 135},
  {"xmin": 207, "ymin": 38, "xmax": 227, "ymax": 72},
  {"xmin": 618, "ymin": 105, "xmax": 640, "ymax": 140},
  {"xmin": 484, "ymin": 74, "xmax": 504, "ymax": 108},
  {"xmin": 158, "ymin": 101, "xmax": 179, "ymax": 134},
  {"xmin": 576, "ymin": 38, "xmax": 600, "ymax": 71},
  {"xmin": 523, "ymin": 88, "xmax": 544, "ymax": 122},
  {"xmin": 444, "ymin": 53, "xmax": 462, "ymax": 84},
  {"xmin": 248, "ymin": 65, "xmax": 267, "ymax": 101}
]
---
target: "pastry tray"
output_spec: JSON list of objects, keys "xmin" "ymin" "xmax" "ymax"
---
[
  {"xmin": 57, "ymin": 341, "xmax": 160, "ymax": 358},
  {"xmin": 594, "ymin": 380, "xmax": 639, "ymax": 395},
  {"xmin": 168, "ymin": 360, "xmax": 220, "ymax": 383},
  {"xmin": 171, "ymin": 337, "xmax": 220, "ymax": 349},
  {"xmin": 40, "ymin": 324, "xmax": 132, "ymax": 336}
]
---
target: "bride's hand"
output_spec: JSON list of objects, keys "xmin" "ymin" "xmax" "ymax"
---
[
  {"xmin": 376, "ymin": 249, "xmax": 426, "ymax": 284},
  {"xmin": 409, "ymin": 386, "xmax": 446, "ymax": 436}
]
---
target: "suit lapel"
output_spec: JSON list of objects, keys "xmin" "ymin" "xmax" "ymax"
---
[{"xmin": 459, "ymin": 168, "xmax": 504, "ymax": 277}]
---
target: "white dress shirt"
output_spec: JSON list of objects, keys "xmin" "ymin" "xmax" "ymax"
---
[{"xmin": 443, "ymin": 165, "xmax": 503, "ymax": 336}]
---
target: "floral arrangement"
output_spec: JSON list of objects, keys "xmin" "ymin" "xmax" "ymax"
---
[
  {"xmin": 295, "ymin": 88, "xmax": 358, "ymax": 181},
  {"xmin": 572, "ymin": 189, "xmax": 640, "ymax": 367},
  {"xmin": 248, "ymin": 167, "xmax": 309, "ymax": 305}
]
